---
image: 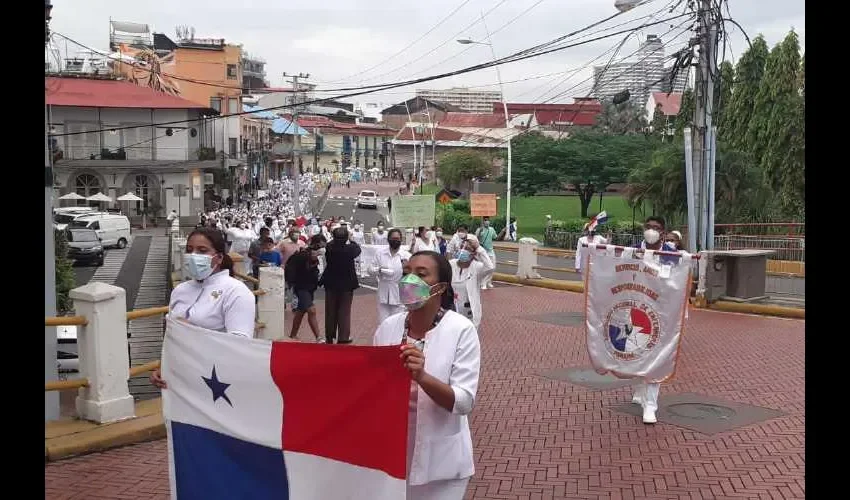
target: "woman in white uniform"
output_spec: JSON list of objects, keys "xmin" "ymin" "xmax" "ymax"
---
[
  {"xmin": 150, "ymin": 227, "xmax": 257, "ymax": 389},
  {"xmin": 369, "ymin": 228, "xmax": 411, "ymax": 324},
  {"xmin": 449, "ymin": 235, "xmax": 493, "ymax": 330},
  {"xmin": 227, "ymin": 222, "xmax": 256, "ymax": 276},
  {"xmin": 374, "ymin": 250, "xmax": 480, "ymax": 500},
  {"xmin": 410, "ymin": 226, "xmax": 436, "ymax": 254}
]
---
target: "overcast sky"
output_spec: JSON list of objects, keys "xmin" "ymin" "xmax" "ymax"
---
[{"xmin": 50, "ymin": 0, "xmax": 804, "ymax": 108}]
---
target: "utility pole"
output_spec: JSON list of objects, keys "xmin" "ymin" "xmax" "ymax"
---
[
  {"xmin": 284, "ymin": 72, "xmax": 309, "ymax": 217},
  {"xmin": 690, "ymin": 0, "xmax": 719, "ymax": 251},
  {"xmin": 45, "ymin": 0, "xmax": 59, "ymax": 421}
]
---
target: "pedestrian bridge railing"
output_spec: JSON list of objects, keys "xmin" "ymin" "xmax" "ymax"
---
[{"xmin": 43, "ymin": 230, "xmax": 286, "ymax": 425}]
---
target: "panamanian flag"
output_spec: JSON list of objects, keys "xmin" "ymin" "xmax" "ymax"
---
[{"xmin": 161, "ymin": 317, "xmax": 409, "ymax": 500}]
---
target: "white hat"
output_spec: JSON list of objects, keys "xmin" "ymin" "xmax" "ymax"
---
[{"xmin": 671, "ymin": 230, "xmax": 683, "ymax": 240}]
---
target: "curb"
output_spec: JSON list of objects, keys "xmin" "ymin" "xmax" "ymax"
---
[
  {"xmin": 45, "ymin": 399, "xmax": 166, "ymax": 462},
  {"xmin": 493, "ymin": 272, "xmax": 804, "ymax": 320}
]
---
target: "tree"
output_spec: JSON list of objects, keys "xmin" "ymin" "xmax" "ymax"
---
[
  {"xmin": 128, "ymin": 49, "xmax": 180, "ymax": 96},
  {"xmin": 714, "ymin": 61, "xmax": 735, "ymax": 129},
  {"xmin": 673, "ymin": 88, "xmax": 694, "ymax": 137},
  {"xmin": 594, "ymin": 100, "xmax": 648, "ymax": 135},
  {"xmin": 512, "ymin": 131, "xmax": 655, "ymax": 217},
  {"xmin": 722, "ymin": 35, "xmax": 769, "ymax": 150},
  {"xmin": 436, "ymin": 150, "xmax": 492, "ymax": 193},
  {"xmin": 748, "ymin": 31, "xmax": 803, "ymax": 217},
  {"xmin": 650, "ymin": 104, "xmax": 667, "ymax": 141},
  {"xmin": 55, "ymin": 229, "xmax": 76, "ymax": 315}
]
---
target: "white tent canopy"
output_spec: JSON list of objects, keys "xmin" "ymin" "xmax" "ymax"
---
[
  {"xmin": 87, "ymin": 193, "xmax": 114, "ymax": 203},
  {"xmin": 117, "ymin": 192, "xmax": 144, "ymax": 202},
  {"xmin": 58, "ymin": 192, "xmax": 86, "ymax": 201}
]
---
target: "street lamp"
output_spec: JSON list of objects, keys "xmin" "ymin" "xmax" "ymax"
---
[{"xmin": 456, "ymin": 20, "xmax": 513, "ymax": 237}]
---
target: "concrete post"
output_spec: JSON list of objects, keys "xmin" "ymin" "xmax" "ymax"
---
[
  {"xmin": 257, "ymin": 266, "xmax": 285, "ymax": 341},
  {"xmin": 517, "ymin": 240, "xmax": 542, "ymax": 279},
  {"xmin": 70, "ymin": 282, "xmax": 135, "ymax": 424},
  {"xmin": 172, "ymin": 236, "xmax": 186, "ymax": 277}
]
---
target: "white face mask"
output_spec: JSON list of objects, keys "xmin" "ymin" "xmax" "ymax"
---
[
  {"xmin": 426, "ymin": 231, "xmax": 435, "ymax": 240},
  {"xmin": 643, "ymin": 229, "xmax": 661, "ymax": 245},
  {"xmin": 184, "ymin": 253, "xmax": 215, "ymax": 281},
  {"xmin": 436, "ymin": 231, "xmax": 443, "ymax": 238}
]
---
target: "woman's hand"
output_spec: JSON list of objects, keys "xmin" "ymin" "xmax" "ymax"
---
[
  {"xmin": 400, "ymin": 344, "xmax": 425, "ymax": 382},
  {"xmin": 150, "ymin": 369, "xmax": 167, "ymax": 389}
]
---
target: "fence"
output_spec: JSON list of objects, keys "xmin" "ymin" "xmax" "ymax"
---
[{"xmin": 44, "ymin": 229, "xmax": 283, "ymax": 424}]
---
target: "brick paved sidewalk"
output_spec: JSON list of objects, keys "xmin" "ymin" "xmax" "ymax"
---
[{"xmin": 45, "ymin": 284, "xmax": 804, "ymax": 500}]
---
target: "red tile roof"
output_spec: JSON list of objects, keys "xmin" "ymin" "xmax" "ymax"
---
[
  {"xmin": 439, "ymin": 113, "xmax": 507, "ymax": 128},
  {"xmin": 498, "ymin": 102, "xmax": 600, "ymax": 127},
  {"xmin": 45, "ymin": 77, "xmax": 209, "ymax": 110},
  {"xmin": 394, "ymin": 126, "xmax": 464, "ymax": 142},
  {"xmin": 650, "ymin": 92, "xmax": 682, "ymax": 116}
]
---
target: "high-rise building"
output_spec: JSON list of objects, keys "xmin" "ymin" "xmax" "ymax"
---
[
  {"xmin": 415, "ymin": 87, "xmax": 502, "ymax": 113},
  {"xmin": 592, "ymin": 34, "xmax": 670, "ymax": 107}
]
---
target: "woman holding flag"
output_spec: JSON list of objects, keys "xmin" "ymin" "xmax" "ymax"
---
[
  {"xmin": 374, "ymin": 251, "xmax": 481, "ymax": 500},
  {"xmin": 575, "ymin": 212, "xmax": 608, "ymax": 278}
]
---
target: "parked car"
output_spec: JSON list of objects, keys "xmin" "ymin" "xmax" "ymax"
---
[
  {"xmin": 356, "ymin": 190, "xmax": 378, "ymax": 209},
  {"xmin": 53, "ymin": 207, "xmax": 100, "ymax": 231},
  {"xmin": 65, "ymin": 227, "xmax": 105, "ymax": 266},
  {"xmin": 69, "ymin": 213, "xmax": 131, "ymax": 249}
]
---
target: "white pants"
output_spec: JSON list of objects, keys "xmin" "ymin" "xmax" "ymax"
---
[
  {"xmin": 481, "ymin": 250, "xmax": 496, "ymax": 288},
  {"xmin": 407, "ymin": 477, "xmax": 471, "ymax": 500},
  {"xmin": 377, "ymin": 303, "xmax": 405, "ymax": 325},
  {"xmin": 633, "ymin": 382, "xmax": 661, "ymax": 411}
]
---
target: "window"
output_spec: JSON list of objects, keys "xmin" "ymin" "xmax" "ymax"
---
[
  {"xmin": 134, "ymin": 175, "xmax": 150, "ymax": 215},
  {"xmin": 210, "ymin": 97, "xmax": 222, "ymax": 113},
  {"xmin": 74, "ymin": 174, "xmax": 101, "ymax": 198},
  {"xmin": 229, "ymin": 138, "xmax": 238, "ymax": 157},
  {"xmin": 228, "ymin": 98, "xmax": 239, "ymax": 115},
  {"xmin": 227, "ymin": 64, "xmax": 238, "ymax": 80}
]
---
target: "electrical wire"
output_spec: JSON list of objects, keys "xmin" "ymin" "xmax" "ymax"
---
[
  {"xmin": 325, "ymin": 0, "xmax": 476, "ymax": 83},
  {"xmin": 50, "ymin": 12, "xmax": 692, "ymax": 138}
]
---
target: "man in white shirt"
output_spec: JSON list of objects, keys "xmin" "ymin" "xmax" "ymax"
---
[{"xmin": 575, "ymin": 223, "xmax": 607, "ymax": 279}]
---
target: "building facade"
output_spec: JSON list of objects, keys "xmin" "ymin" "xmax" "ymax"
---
[
  {"xmin": 295, "ymin": 115, "xmax": 394, "ymax": 174},
  {"xmin": 415, "ymin": 88, "xmax": 502, "ymax": 113},
  {"xmin": 48, "ymin": 76, "xmax": 221, "ymax": 219},
  {"xmin": 592, "ymin": 34, "xmax": 668, "ymax": 107},
  {"xmin": 380, "ymin": 97, "xmax": 462, "ymax": 131}
]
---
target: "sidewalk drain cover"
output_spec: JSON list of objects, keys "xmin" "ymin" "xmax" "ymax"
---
[
  {"xmin": 523, "ymin": 312, "xmax": 585, "ymax": 327},
  {"xmin": 612, "ymin": 392, "xmax": 786, "ymax": 435},
  {"xmin": 539, "ymin": 367, "xmax": 637, "ymax": 390}
]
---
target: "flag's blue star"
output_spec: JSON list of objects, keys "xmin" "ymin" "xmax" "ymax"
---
[{"xmin": 202, "ymin": 366, "xmax": 232, "ymax": 407}]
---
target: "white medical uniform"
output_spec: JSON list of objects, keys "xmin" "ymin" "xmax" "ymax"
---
[
  {"xmin": 575, "ymin": 234, "xmax": 607, "ymax": 275},
  {"xmin": 411, "ymin": 236, "xmax": 436, "ymax": 254},
  {"xmin": 373, "ymin": 310, "xmax": 480, "ymax": 500},
  {"xmin": 169, "ymin": 270, "xmax": 257, "ymax": 337},
  {"xmin": 449, "ymin": 248, "xmax": 494, "ymax": 330},
  {"xmin": 445, "ymin": 233, "xmax": 466, "ymax": 256},
  {"xmin": 372, "ymin": 230, "xmax": 388, "ymax": 246},
  {"xmin": 351, "ymin": 229, "xmax": 367, "ymax": 276},
  {"xmin": 227, "ymin": 227, "xmax": 256, "ymax": 276},
  {"xmin": 369, "ymin": 246, "xmax": 411, "ymax": 323}
]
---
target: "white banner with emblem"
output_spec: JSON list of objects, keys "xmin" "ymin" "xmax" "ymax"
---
[{"xmin": 584, "ymin": 245, "xmax": 693, "ymax": 383}]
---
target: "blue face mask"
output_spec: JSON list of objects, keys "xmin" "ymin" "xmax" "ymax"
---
[
  {"xmin": 456, "ymin": 249, "xmax": 472, "ymax": 263},
  {"xmin": 184, "ymin": 253, "xmax": 215, "ymax": 281}
]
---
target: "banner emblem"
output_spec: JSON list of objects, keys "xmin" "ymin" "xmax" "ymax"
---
[{"xmin": 604, "ymin": 301, "xmax": 661, "ymax": 361}]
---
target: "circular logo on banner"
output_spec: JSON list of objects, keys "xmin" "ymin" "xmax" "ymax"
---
[{"xmin": 603, "ymin": 300, "xmax": 661, "ymax": 361}]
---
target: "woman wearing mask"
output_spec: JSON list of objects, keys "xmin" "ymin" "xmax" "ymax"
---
[
  {"xmin": 372, "ymin": 222, "xmax": 389, "ymax": 245},
  {"xmin": 449, "ymin": 235, "xmax": 494, "ymax": 330},
  {"xmin": 373, "ymin": 251, "xmax": 480, "ymax": 500},
  {"xmin": 150, "ymin": 227, "xmax": 256, "ymax": 389},
  {"xmin": 666, "ymin": 230, "xmax": 683, "ymax": 251},
  {"xmin": 370, "ymin": 228, "xmax": 412, "ymax": 323},
  {"xmin": 410, "ymin": 226, "xmax": 436, "ymax": 254},
  {"xmin": 446, "ymin": 224, "xmax": 468, "ymax": 256},
  {"xmin": 434, "ymin": 227, "xmax": 447, "ymax": 256}
]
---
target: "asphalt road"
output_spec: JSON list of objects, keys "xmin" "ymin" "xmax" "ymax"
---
[{"xmin": 321, "ymin": 197, "xmax": 390, "ymax": 235}]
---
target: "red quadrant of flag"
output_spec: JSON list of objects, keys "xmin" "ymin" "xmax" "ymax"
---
[{"xmin": 270, "ymin": 342, "xmax": 410, "ymax": 480}]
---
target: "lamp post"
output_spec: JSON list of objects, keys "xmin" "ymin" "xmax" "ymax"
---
[
  {"xmin": 457, "ymin": 16, "xmax": 512, "ymax": 233},
  {"xmin": 45, "ymin": 0, "xmax": 60, "ymax": 421}
]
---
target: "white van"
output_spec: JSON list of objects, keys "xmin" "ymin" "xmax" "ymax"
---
[
  {"xmin": 53, "ymin": 207, "xmax": 100, "ymax": 231},
  {"xmin": 69, "ymin": 214, "xmax": 132, "ymax": 249}
]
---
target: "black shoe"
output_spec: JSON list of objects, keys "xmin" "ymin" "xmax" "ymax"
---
[{"xmin": 337, "ymin": 339, "xmax": 353, "ymax": 345}]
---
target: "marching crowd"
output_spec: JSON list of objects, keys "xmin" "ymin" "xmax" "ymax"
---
[{"xmin": 156, "ymin": 174, "xmax": 689, "ymax": 499}]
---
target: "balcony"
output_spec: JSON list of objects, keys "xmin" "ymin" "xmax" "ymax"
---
[{"xmin": 197, "ymin": 147, "xmax": 217, "ymax": 161}]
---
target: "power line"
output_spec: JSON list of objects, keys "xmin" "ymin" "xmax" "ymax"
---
[
  {"xmin": 326, "ymin": 0, "xmax": 476, "ymax": 83},
  {"xmin": 50, "ymin": 12, "xmax": 692, "ymax": 138}
]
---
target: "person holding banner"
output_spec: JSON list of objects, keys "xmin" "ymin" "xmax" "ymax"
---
[
  {"xmin": 449, "ymin": 235, "xmax": 493, "ymax": 330},
  {"xmin": 150, "ymin": 227, "xmax": 256, "ymax": 389},
  {"xmin": 374, "ymin": 251, "xmax": 480, "ymax": 500},
  {"xmin": 370, "ymin": 228, "xmax": 411, "ymax": 323},
  {"xmin": 630, "ymin": 216, "xmax": 678, "ymax": 424}
]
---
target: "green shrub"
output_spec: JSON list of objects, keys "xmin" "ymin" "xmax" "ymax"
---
[{"xmin": 54, "ymin": 229, "xmax": 76, "ymax": 314}]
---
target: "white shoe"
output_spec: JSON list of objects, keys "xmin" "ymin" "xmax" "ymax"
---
[
  {"xmin": 316, "ymin": 337, "xmax": 326, "ymax": 344},
  {"xmin": 642, "ymin": 407, "xmax": 657, "ymax": 424},
  {"xmin": 487, "ymin": 284, "xmax": 495, "ymax": 289}
]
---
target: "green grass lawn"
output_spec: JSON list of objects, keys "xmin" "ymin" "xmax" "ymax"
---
[{"xmin": 497, "ymin": 195, "xmax": 651, "ymax": 240}]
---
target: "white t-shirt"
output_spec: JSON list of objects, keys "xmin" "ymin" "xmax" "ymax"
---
[
  {"xmin": 575, "ymin": 234, "xmax": 607, "ymax": 271},
  {"xmin": 169, "ymin": 270, "xmax": 256, "ymax": 337}
]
